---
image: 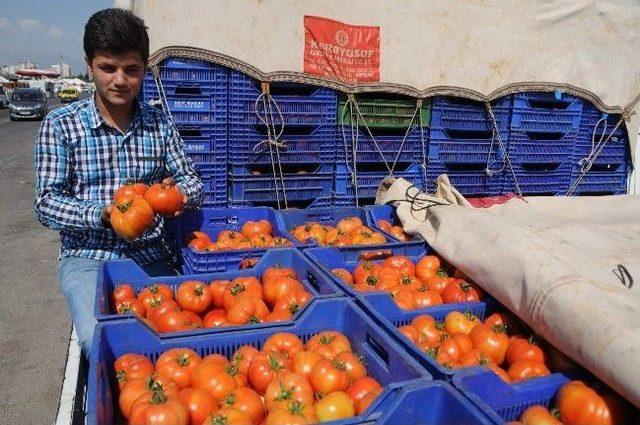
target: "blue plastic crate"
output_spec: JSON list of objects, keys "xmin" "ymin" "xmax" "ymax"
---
[
  {"xmin": 428, "ymin": 127, "xmax": 509, "ymax": 165},
  {"xmin": 453, "ymin": 369, "xmax": 570, "ymax": 424},
  {"xmin": 95, "ymin": 249, "xmax": 344, "ymax": 330},
  {"xmin": 229, "ymin": 164, "xmax": 334, "ymax": 204},
  {"xmin": 229, "ymin": 123, "xmax": 336, "ymax": 165},
  {"xmin": 230, "ymin": 194, "xmax": 359, "ymax": 209},
  {"xmin": 335, "ymin": 163, "xmax": 426, "ymax": 200},
  {"xmin": 166, "ymin": 207, "xmax": 292, "ymax": 273},
  {"xmin": 579, "ymin": 102, "xmax": 626, "ymax": 133},
  {"xmin": 276, "ymin": 206, "xmax": 395, "ymax": 248},
  {"xmin": 568, "ymin": 165, "xmax": 629, "ymax": 195},
  {"xmin": 336, "ymin": 125, "xmax": 429, "ymax": 164},
  {"xmin": 365, "ymin": 205, "xmax": 423, "ymax": 242},
  {"xmin": 198, "ymin": 170, "xmax": 228, "ymax": 207},
  {"xmin": 87, "ymin": 297, "xmax": 432, "ymax": 425},
  {"xmin": 508, "ymin": 129, "xmax": 576, "ymax": 165},
  {"xmin": 229, "ymin": 71, "xmax": 338, "ymax": 126},
  {"xmin": 156, "ymin": 57, "xmax": 230, "ymax": 82},
  {"xmin": 430, "ymin": 96, "xmax": 512, "ymax": 132},
  {"xmin": 503, "ymin": 163, "xmax": 572, "ymax": 196},
  {"xmin": 304, "ymin": 242, "xmax": 431, "ymax": 297},
  {"xmin": 511, "ymin": 92, "xmax": 583, "ymax": 133},
  {"xmin": 427, "ymin": 161, "xmax": 505, "ymax": 196},
  {"xmin": 371, "ymin": 380, "xmax": 493, "ymax": 425}
]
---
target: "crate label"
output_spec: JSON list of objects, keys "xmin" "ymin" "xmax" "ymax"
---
[
  {"xmin": 304, "ymin": 16, "xmax": 380, "ymax": 83},
  {"xmin": 171, "ymin": 100, "xmax": 208, "ymax": 110},
  {"xmin": 183, "ymin": 142, "xmax": 208, "ymax": 152}
]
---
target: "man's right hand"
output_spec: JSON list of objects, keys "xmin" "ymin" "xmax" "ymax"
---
[{"xmin": 101, "ymin": 205, "xmax": 114, "ymax": 229}]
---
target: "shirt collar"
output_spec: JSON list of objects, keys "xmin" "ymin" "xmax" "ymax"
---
[{"xmin": 89, "ymin": 93, "xmax": 150, "ymax": 131}]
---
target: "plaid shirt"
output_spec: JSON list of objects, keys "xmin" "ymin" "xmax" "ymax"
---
[{"xmin": 34, "ymin": 94, "xmax": 204, "ymax": 265}]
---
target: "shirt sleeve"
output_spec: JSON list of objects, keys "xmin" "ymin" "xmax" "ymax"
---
[
  {"xmin": 33, "ymin": 117, "xmax": 106, "ymax": 230},
  {"xmin": 164, "ymin": 121, "xmax": 204, "ymax": 208}
]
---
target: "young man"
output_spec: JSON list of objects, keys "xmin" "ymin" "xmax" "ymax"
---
[{"xmin": 34, "ymin": 8, "xmax": 203, "ymax": 356}]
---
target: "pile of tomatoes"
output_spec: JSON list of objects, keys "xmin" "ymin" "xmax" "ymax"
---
[
  {"xmin": 111, "ymin": 182, "xmax": 184, "ymax": 240},
  {"xmin": 509, "ymin": 380, "xmax": 631, "ymax": 425},
  {"xmin": 115, "ymin": 331, "xmax": 383, "ymax": 424},
  {"xmin": 111, "ymin": 266, "xmax": 314, "ymax": 332},
  {"xmin": 330, "ymin": 254, "xmax": 485, "ymax": 310},
  {"xmin": 376, "ymin": 219, "xmax": 411, "ymax": 241},
  {"xmin": 399, "ymin": 310, "xmax": 553, "ymax": 383},
  {"xmin": 187, "ymin": 220, "xmax": 293, "ymax": 252},
  {"xmin": 290, "ymin": 217, "xmax": 387, "ymax": 246}
]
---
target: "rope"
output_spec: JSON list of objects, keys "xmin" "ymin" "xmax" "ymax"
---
[
  {"xmin": 485, "ymin": 126, "xmax": 506, "ymax": 177},
  {"xmin": 153, "ymin": 73, "xmax": 175, "ymax": 125},
  {"xmin": 389, "ymin": 100, "xmax": 423, "ymax": 177},
  {"xmin": 348, "ymin": 95, "xmax": 393, "ymax": 174},
  {"xmin": 484, "ymin": 102, "xmax": 523, "ymax": 197},
  {"xmin": 339, "ymin": 97, "xmax": 360, "ymax": 206},
  {"xmin": 417, "ymin": 100, "xmax": 429, "ymax": 192}
]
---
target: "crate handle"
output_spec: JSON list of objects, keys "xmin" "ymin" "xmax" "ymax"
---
[
  {"xmin": 365, "ymin": 333, "xmax": 391, "ymax": 370},
  {"xmin": 358, "ymin": 250, "xmax": 393, "ymax": 261},
  {"xmin": 306, "ymin": 271, "xmax": 321, "ymax": 293}
]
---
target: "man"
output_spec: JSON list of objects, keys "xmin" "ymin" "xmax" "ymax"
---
[{"xmin": 34, "ymin": 8, "xmax": 203, "ymax": 356}]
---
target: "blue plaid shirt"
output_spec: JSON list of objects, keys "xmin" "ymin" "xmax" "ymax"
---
[{"xmin": 34, "ymin": 94, "xmax": 204, "ymax": 265}]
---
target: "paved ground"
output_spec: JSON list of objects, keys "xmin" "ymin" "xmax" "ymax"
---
[{"xmin": 0, "ymin": 97, "xmax": 73, "ymax": 425}]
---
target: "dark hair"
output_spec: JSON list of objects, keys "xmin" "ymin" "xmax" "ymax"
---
[{"xmin": 84, "ymin": 8, "xmax": 149, "ymax": 64}]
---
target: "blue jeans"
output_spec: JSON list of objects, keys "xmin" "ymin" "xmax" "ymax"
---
[{"xmin": 58, "ymin": 256, "xmax": 177, "ymax": 357}]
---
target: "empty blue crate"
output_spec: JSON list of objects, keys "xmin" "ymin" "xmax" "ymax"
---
[
  {"xmin": 503, "ymin": 163, "xmax": 572, "ymax": 196},
  {"xmin": 568, "ymin": 164, "xmax": 629, "ymax": 195},
  {"xmin": 87, "ymin": 298, "xmax": 432, "ymax": 425},
  {"xmin": 453, "ymin": 369, "xmax": 570, "ymax": 424},
  {"xmin": 177, "ymin": 124, "xmax": 227, "ymax": 169},
  {"xmin": 427, "ymin": 161, "xmax": 505, "ymax": 196},
  {"xmin": 335, "ymin": 163, "xmax": 426, "ymax": 200},
  {"xmin": 365, "ymin": 204, "xmax": 423, "ymax": 242},
  {"xmin": 229, "ymin": 164, "xmax": 333, "ymax": 205},
  {"xmin": 229, "ymin": 71, "xmax": 337, "ymax": 126},
  {"xmin": 337, "ymin": 125, "xmax": 428, "ymax": 164},
  {"xmin": 508, "ymin": 129, "xmax": 576, "ymax": 165},
  {"xmin": 511, "ymin": 91, "xmax": 583, "ymax": 133},
  {"xmin": 428, "ymin": 127, "xmax": 508, "ymax": 165},
  {"xmin": 199, "ymin": 170, "xmax": 227, "ymax": 207},
  {"xmin": 430, "ymin": 95, "xmax": 512, "ymax": 132},
  {"xmin": 229, "ymin": 123, "xmax": 336, "ymax": 165}
]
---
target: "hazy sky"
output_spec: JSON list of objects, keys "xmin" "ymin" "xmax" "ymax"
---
[{"xmin": 0, "ymin": 0, "xmax": 112, "ymax": 74}]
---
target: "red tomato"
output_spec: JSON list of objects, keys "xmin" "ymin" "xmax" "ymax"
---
[
  {"xmin": 156, "ymin": 310, "xmax": 190, "ymax": 333},
  {"xmin": 508, "ymin": 360, "xmax": 551, "ymax": 383},
  {"xmin": 119, "ymin": 373, "xmax": 178, "ymax": 420},
  {"xmin": 314, "ymin": 391, "xmax": 355, "ymax": 421},
  {"xmin": 181, "ymin": 310, "xmax": 203, "ymax": 329},
  {"xmin": 202, "ymin": 406, "xmax": 253, "ymax": 425},
  {"xmin": 441, "ymin": 280, "xmax": 483, "ymax": 304},
  {"xmin": 272, "ymin": 289, "xmax": 312, "ymax": 316},
  {"xmin": 128, "ymin": 391, "xmax": 188, "ymax": 425},
  {"xmin": 398, "ymin": 325, "xmax": 420, "ymax": 343},
  {"xmin": 519, "ymin": 405, "xmax": 562, "ymax": 425},
  {"xmin": 144, "ymin": 183, "xmax": 184, "ymax": 216},
  {"xmin": 556, "ymin": 381, "xmax": 619, "ymax": 425},
  {"xmin": 231, "ymin": 345, "xmax": 260, "ymax": 375},
  {"xmin": 241, "ymin": 220, "xmax": 273, "ymax": 238},
  {"xmin": 506, "ymin": 337, "xmax": 546, "ymax": 366},
  {"xmin": 188, "ymin": 238, "xmax": 210, "ymax": 252},
  {"xmin": 382, "ymin": 255, "xmax": 416, "ymax": 277},
  {"xmin": 469, "ymin": 323, "xmax": 510, "ymax": 365},
  {"xmin": 110, "ymin": 196, "xmax": 155, "ymax": 240},
  {"xmin": 444, "ymin": 311, "xmax": 480, "ymax": 335},
  {"xmin": 176, "ymin": 280, "xmax": 212, "ymax": 314},
  {"xmin": 331, "ymin": 268, "xmax": 354, "ymax": 286},
  {"xmin": 114, "ymin": 353, "xmax": 154, "ymax": 390},
  {"xmin": 291, "ymin": 350, "xmax": 323, "ymax": 379},
  {"xmin": 223, "ymin": 277, "xmax": 263, "ymax": 310},
  {"xmin": 190, "ymin": 360, "xmax": 238, "ymax": 401},
  {"xmin": 115, "ymin": 297, "xmax": 146, "ymax": 317},
  {"xmin": 355, "ymin": 386, "xmax": 382, "ymax": 415},
  {"xmin": 265, "ymin": 400, "xmax": 317, "ymax": 425},
  {"xmin": 203, "ymin": 309, "xmax": 228, "ymax": 328},
  {"xmin": 415, "ymin": 255, "xmax": 441, "ymax": 280},
  {"xmin": 264, "ymin": 310, "xmax": 294, "ymax": 323},
  {"xmin": 113, "ymin": 182, "xmax": 149, "ymax": 204},
  {"xmin": 219, "ymin": 387, "xmax": 266, "ymax": 425},
  {"xmin": 209, "ymin": 279, "xmax": 231, "ymax": 308},
  {"xmin": 179, "ymin": 388, "xmax": 218, "ymax": 425},
  {"xmin": 414, "ymin": 289, "xmax": 444, "ymax": 309},
  {"xmin": 138, "ymin": 284, "xmax": 174, "ymax": 307},
  {"xmin": 262, "ymin": 332, "xmax": 304, "ymax": 360},
  {"xmin": 309, "ymin": 358, "xmax": 351, "ymax": 395},
  {"xmin": 423, "ymin": 272, "xmax": 451, "ymax": 294},
  {"xmin": 226, "ymin": 296, "xmax": 269, "ymax": 325},
  {"xmin": 346, "ymin": 376, "xmax": 382, "ymax": 403},
  {"xmin": 334, "ymin": 351, "xmax": 367, "ymax": 380},
  {"xmin": 263, "ymin": 276, "xmax": 304, "ymax": 307},
  {"xmin": 306, "ymin": 331, "xmax": 352, "ymax": 359},
  {"xmin": 247, "ymin": 350, "xmax": 291, "ymax": 394},
  {"xmin": 146, "ymin": 299, "xmax": 179, "ymax": 324},
  {"xmin": 156, "ymin": 348, "xmax": 202, "ymax": 389},
  {"xmin": 112, "ymin": 284, "xmax": 136, "ymax": 304},
  {"xmin": 264, "ymin": 371, "xmax": 314, "ymax": 411}
]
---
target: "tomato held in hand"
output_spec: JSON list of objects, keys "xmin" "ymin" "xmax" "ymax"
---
[
  {"xmin": 144, "ymin": 183, "xmax": 184, "ymax": 216},
  {"xmin": 176, "ymin": 280, "xmax": 212, "ymax": 314},
  {"xmin": 114, "ymin": 182, "xmax": 149, "ymax": 204},
  {"xmin": 111, "ymin": 196, "xmax": 155, "ymax": 240}
]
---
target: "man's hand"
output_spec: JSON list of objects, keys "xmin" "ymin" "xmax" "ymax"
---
[
  {"xmin": 101, "ymin": 205, "xmax": 114, "ymax": 228},
  {"xmin": 162, "ymin": 177, "xmax": 188, "ymax": 217}
]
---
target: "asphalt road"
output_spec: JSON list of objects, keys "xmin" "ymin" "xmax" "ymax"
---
[{"xmin": 0, "ymin": 97, "xmax": 74, "ymax": 425}]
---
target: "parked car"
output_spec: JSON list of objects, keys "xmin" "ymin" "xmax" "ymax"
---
[
  {"xmin": 58, "ymin": 87, "xmax": 79, "ymax": 103},
  {"xmin": 9, "ymin": 88, "xmax": 48, "ymax": 120}
]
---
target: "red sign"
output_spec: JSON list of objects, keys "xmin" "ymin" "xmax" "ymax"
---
[{"xmin": 304, "ymin": 16, "xmax": 380, "ymax": 83}]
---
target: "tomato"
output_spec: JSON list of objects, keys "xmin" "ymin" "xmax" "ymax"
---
[
  {"xmin": 444, "ymin": 311, "xmax": 480, "ymax": 335},
  {"xmin": 350, "ymin": 228, "xmax": 386, "ymax": 245},
  {"xmin": 210, "ymin": 280, "xmax": 231, "ymax": 308},
  {"xmin": 247, "ymin": 350, "xmax": 291, "ymax": 394},
  {"xmin": 292, "ymin": 222, "xmax": 327, "ymax": 244},
  {"xmin": 114, "ymin": 182, "xmax": 149, "ymax": 204},
  {"xmin": 382, "ymin": 255, "xmax": 416, "ymax": 277},
  {"xmin": 291, "ymin": 350, "xmax": 322, "ymax": 379},
  {"xmin": 202, "ymin": 407, "xmax": 254, "ymax": 425},
  {"xmin": 219, "ymin": 387, "xmax": 265, "ymax": 425},
  {"xmin": 223, "ymin": 277, "xmax": 263, "ymax": 310},
  {"xmin": 112, "ymin": 284, "xmax": 136, "ymax": 304},
  {"xmin": 415, "ymin": 255, "xmax": 441, "ymax": 280},
  {"xmin": 179, "ymin": 388, "xmax": 218, "ymax": 425},
  {"xmin": 376, "ymin": 219, "xmax": 392, "ymax": 231},
  {"xmin": 508, "ymin": 360, "xmax": 550, "ymax": 383},
  {"xmin": 411, "ymin": 315, "xmax": 447, "ymax": 348},
  {"xmin": 337, "ymin": 217, "xmax": 364, "ymax": 234},
  {"xmin": 140, "ymin": 317, "xmax": 158, "ymax": 332},
  {"xmin": 114, "ymin": 353, "xmax": 154, "ymax": 390},
  {"xmin": 423, "ymin": 271, "xmax": 450, "ymax": 294},
  {"xmin": 457, "ymin": 348, "xmax": 491, "ymax": 368},
  {"xmin": 189, "ymin": 237, "xmax": 210, "ymax": 251},
  {"xmin": 203, "ymin": 309, "xmax": 228, "ymax": 328},
  {"xmin": 111, "ymin": 196, "xmax": 155, "ymax": 240},
  {"xmin": 486, "ymin": 363, "xmax": 511, "ymax": 383},
  {"xmin": 355, "ymin": 386, "xmax": 382, "ymax": 415},
  {"xmin": 265, "ymin": 400, "xmax": 317, "ymax": 425},
  {"xmin": 128, "ymin": 390, "xmax": 188, "ymax": 425},
  {"xmin": 191, "ymin": 360, "xmax": 238, "ymax": 402},
  {"xmin": 346, "ymin": 376, "xmax": 382, "ymax": 403},
  {"xmin": 186, "ymin": 231, "xmax": 210, "ymax": 243},
  {"xmin": 331, "ymin": 268, "xmax": 354, "ymax": 286},
  {"xmin": 263, "ymin": 333, "xmax": 304, "ymax": 360},
  {"xmin": 144, "ymin": 183, "xmax": 184, "ymax": 216},
  {"xmin": 263, "ymin": 266, "xmax": 297, "ymax": 282},
  {"xmin": 309, "ymin": 358, "xmax": 351, "ymax": 395},
  {"xmin": 392, "ymin": 287, "xmax": 418, "ymax": 310},
  {"xmin": 226, "ymin": 297, "xmax": 269, "ymax": 325},
  {"xmin": 241, "ymin": 220, "xmax": 273, "ymax": 238},
  {"xmin": 263, "ymin": 276, "xmax": 304, "ymax": 307},
  {"xmin": 272, "ymin": 290, "xmax": 312, "ymax": 316},
  {"xmin": 414, "ymin": 289, "xmax": 444, "ymax": 309},
  {"xmin": 156, "ymin": 310, "xmax": 190, "ymax": 333},
  {"xmin": 272, "ymin": 237, "xmax": 293, "ymax": 247},
  {"xmin": 231, "ymin": 346, "xmax": 259, "ymax": 375},
  {"xmin": 434, "ymin": 334, "xmax": 473, "ymax": 366},
  {"xmin": 116, "ymin": 298, "xmax": 146, "ymax": 317},
  {"xmin": 334, "ymin": 350, "xmax": 367, "ymax": 380},
  {"xmin": 353, "ymin": 261, "xmax": 382, "ymax": 285},
  {"xmin": 306, "ymin": 331, "xmax": 352, "ymax": 359},
  {"xmin": 156, "ymin": 348, "xmax": 202, "ymax": 389},
  {"xmin": 202, "ymin": 354, "xmax": 232, "ymax": 368},
  {"xmin": 556, "ymin": 380, "xmax": 617, "ymax": 425},
  {"xmin": 119, "ymin": 373, "xmax": 178, "ymax": 419},
  {"xmin": 175, "ymin": 280, "xmax": 211, "ymax": 314},
  {"xmin": 506, "ymin": 337, "xmax": 546, "ymax": 366},
  {"xmin": 138, "ymin": 284, "xmax": 174, "ymax": 308},
  {"xmin": 146, "ymin": 299, "xmax": 179, "ymax": 324},
  {"xmin": 519, "ymin": 405, "xmax": 562, "ymax": 425},
  {"xmin": 398, "ymin": 325, "xmax": 419, "ymax": 342},
  {"xmin": 216, "ymin": 230, "xmax": 244, "ymax": 247},
  {"xmin": 469, "ymin": 323, "xmax": 510, "ymax": 365},
  {"xmin": 315, "ymin": 391, "xmax": 355, "ymax": 421},
  {"xmin": 441, "ymin": 280, "xmax": 483, "ymax": 304},
  {"xmin": 484, "ymin": 312, "xmax": 521, "ymax": 336},
  {"xmin": 264, "ymin": 310, "xmax": 294, "ymax": 323},
  {"xmin": 264, "ymin": 371, "xmax": 314, "ymax": 411},
  {"xmin": 388, "ymin": 225, "xmax": 410, "ymax": 241}
]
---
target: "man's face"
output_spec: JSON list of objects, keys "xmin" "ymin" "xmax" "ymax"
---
[{"xmin": 87, "ymin": 50, "xmax": 145, "ymax": 107}]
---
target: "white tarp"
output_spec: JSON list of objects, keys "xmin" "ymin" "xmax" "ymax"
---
[
  {"xmin": 117, "ymin": 0, "xmax": 640, "ymax": 161},
  {"xmin": 377, "ymin": 176, "xmax": 640, "ymax": 407}
]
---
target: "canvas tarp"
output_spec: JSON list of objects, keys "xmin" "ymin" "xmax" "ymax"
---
[
  {"xmin": 376, "ymin": 176, "xmax": 640, "ymax": 407},
  {"xmin": 116, "ymin": 0, "xmax": 640, "ymax": 162}
]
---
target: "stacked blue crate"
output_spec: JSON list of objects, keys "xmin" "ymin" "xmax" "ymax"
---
[
  {"xmin": 427, "ymin": 96, "xmax": 512, "ymax": 196},
  {"xmin": 228, "ymin": 71, "xmax": 337, "ymax": 207},
  {"xmin": 505, "ymin": 92, "xmax": 583, "ymax": 195},
  {"xmin": 570, "ymin": 104, "xmax": 630, "ymax": 195},
  {"xmin": 142, "ymin": 58, "xmax": 229, "ymax": 206}
]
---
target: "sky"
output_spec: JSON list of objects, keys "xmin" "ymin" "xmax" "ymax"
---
[{"xmin": 0, "ymin": 0, "xmax": 112, "ymax": 75}]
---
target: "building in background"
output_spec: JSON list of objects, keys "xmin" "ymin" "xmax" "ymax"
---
[{"xmin": 51, "ymin": 63, "xmax": 71, "ymax": 78}]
